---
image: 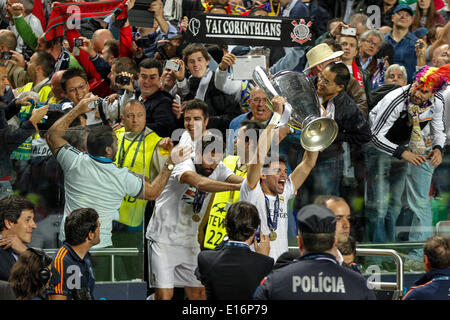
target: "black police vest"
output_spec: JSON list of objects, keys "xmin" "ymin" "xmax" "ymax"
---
[{"xmin": 255, "ymin": 253, "xmax": 376, "ymax": 300}]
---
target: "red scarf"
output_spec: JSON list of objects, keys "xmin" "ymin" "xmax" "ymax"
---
[
  {"xmin": 45, "ymin": 0, "xmax": 128, "ymax": 41},
  {"xmin": 352, "ymin": 60, "xmax": 363, "ymax": 88}
]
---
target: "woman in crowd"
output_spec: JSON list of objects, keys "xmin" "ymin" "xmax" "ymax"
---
[
  {"xmin": 412, "ymin": 0, "xmax": 446, "ymax": 30},
  {"xmin": 8, "ymin": 248, "xmax": 52, "ymax": 300}
]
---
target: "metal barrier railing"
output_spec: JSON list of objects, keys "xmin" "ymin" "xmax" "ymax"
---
[
  {"xmin": 287, "ymin": 246, "xmax": 405, "ymax": 299},
  {"xmin": 47, "ymin": 246, "xmax": 404, "ymax": 292},
  {"xmin": 355, "ymin": 248, "xmax": 404, "ymax": 299},
  {"xmin": 356, "ymin": 242, "xmax": 424, "ymax": 249},
  {"xmin": 44, "ymin": 247, "xmax": 140, "ymax": 282}
]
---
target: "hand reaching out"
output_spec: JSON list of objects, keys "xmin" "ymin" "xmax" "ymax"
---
[
  {"xmin": 218, "ymin": 53, "xmax": 236, "ymax": 71},
  {"xmin": 10, "ymin": 2, "xmax": 24, "ymax": 17},
  {"xmin": 169, "ymin": 143, "xmax": 192, "ymax": 165},
  {"xmin": 29, "ymin": 104, "xmax": 49, "ymax": 127},
  {"xmin": 74, "ymin": 93, "xmax": 98, "ymax": 114},
  {"xmin": 254, "ymin": 233, "xmax": 270, "ymax": 256},
  {"xmin": 271, "ymin": 96, "xmax": 287, "ymax": 115},
  {"xmin": 171, "ymin": 99, "xmax": 184, "ymax": 120},
  {"xmin": 77, "ymin": 36, "xmax": 96, "ymax": 58}
]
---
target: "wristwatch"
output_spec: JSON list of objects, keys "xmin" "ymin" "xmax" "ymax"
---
[{"xmin": 165, "ymin": 162, "xmax": 174, "ymax": 171}]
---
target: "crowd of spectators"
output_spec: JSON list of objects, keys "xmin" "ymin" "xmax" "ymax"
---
[{"xmin": 0, "ymin": 0, "xmax": 449, "ymax": 301}]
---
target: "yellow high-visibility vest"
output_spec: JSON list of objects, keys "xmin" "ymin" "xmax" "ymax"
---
[
  {"xmin": 17, "ymin": 82, "xmax": 52, "ymax": 103},
  {"xmin": 203, "ymin": 155, "xmax": 247, "ymax": 249},
  {"xmin": 114, "ymin": 127, "xmax": 162, "ymax": 227},
  {"xmin": 11, "ymin": 82, "xmax": 52, "ymax": 161}
]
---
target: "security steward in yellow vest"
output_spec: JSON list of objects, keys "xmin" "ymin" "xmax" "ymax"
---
[{"xmin": 114, "ymin": 100, "xmax": 170, "ymax": 228}]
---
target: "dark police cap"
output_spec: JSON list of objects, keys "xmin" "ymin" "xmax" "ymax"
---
[{"xmin": 297, "ymin": 204, "xmax": 336, "ymax": 234}]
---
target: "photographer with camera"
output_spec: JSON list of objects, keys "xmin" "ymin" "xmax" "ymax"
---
[
  {"xmin": 132, "ymin": 0, "xmax": 179, "ymax": 59},
  {"xmin": 44, "ymin": 87, "xmax": 191, "ymax": 249},
  {"xmin": 117, "ymin": 58, "xmax": 178, "ymax": 137},
  {"xmin": 0, "ymin": 29, "xmax": 31, "ymax": 89},
  {"xmin": 59, "ymin": 68, "xmax": 125, "ymax": 127}
]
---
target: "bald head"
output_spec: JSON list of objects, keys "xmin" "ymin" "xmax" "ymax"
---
[
  {"xmin": 122, "ymin": 100, "xmax": 147, "ymax": 133},
  {"xmin": 314, "ymin": 195, "xmax": 351, "ymax": 243},
  {"xmin": 51, "ymin": 70, "xmax": 66, "ymax": 100},
  {"xmin": 326, "ymin": 199, "xmax": 351, "ymax": 243},
  {"xmin": 92, "ymin": 29, "xmax": 114, "ymax": 54},
  {"xmin": 432, "ymin": 44, "xmax": 450, "ymax": 68}
]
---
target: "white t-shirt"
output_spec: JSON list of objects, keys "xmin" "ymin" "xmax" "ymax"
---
[
  {"xmin": 146, "ymin": 158, "xmax": 233, "ymax": 247},
  {"xmin": 178, "ymin": 130, "xmax": 196, "ymax": 158},
  {"xmin": 61, "ymin": 95, "xmax": 120, "ymax": 126},
  {"xmin": 57, "ymin": 145, "xmax": 144, "ymax": 248},
  {"xmin": 31, "ymin": 137, "xmax": 52, "ymax": 158},
  {"xmin": 239, "ymin": 177, "xmax": 295, "ymax": 261}
]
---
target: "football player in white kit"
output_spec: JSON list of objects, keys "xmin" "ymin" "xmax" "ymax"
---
[
  {"xmin": 239, "ymin": 95, "xmax": 319, "ymax": 261},
  {"xmin": 146, "ymin": 133, "xmax": 244, "ymax": 300}
]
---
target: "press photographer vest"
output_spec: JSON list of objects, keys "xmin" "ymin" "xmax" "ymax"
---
[
  {"xmin": 203, "ymin": 155, "xmax": 247, "ymax": 249},
  {"xmin": 114, "ymin": 127, "xmax": 162, "ymax": 227}
]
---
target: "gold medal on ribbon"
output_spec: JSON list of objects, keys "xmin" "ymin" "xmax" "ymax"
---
[
  {"xmin": 192, "ymin": 214, "xmax": 201, "ymax": 222},
  {"xmin": 269, "ymin": 231, "xmax": 277, "ymax": 241}
]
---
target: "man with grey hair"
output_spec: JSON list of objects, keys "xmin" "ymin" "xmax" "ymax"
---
[
  {"xmin": 384, "ymin": 64, "xmax": 407, "ymax": 86},
  {"xmin": 356, "ymin": 29, "xmax": 385, "ymax": 85},
  {"xmin": 367, "ymin": 64, "xmax": 408, "ymax": 110}
]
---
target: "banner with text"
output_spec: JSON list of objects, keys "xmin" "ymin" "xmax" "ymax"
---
[{"xmin": 184, "ymin": 14, "xmax": 316, "ymax": 47}]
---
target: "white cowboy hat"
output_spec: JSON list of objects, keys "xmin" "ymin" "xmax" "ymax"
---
[{"xmin": 303, "ymin": 43, "xmax": 344, "ymax": 72}]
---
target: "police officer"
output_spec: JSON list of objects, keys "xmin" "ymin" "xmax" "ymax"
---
[{"xmin": 253, "ymin": 204, "xmax": 376, "ymax": 300}]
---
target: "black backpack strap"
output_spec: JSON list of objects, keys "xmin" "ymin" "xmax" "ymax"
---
[{"xmin": 97, "ymin": 99, "xmax": 112, "ymax": 126}]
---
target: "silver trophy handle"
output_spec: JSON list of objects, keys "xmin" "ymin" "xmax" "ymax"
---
[{"xmin": 252, "ymin": 66, "xmax": 278, "ymax": 100}]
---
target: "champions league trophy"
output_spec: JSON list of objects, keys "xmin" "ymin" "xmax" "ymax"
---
[{"xmin": 252, "ymin": 66, "xmax": 338, "ymax": 152}]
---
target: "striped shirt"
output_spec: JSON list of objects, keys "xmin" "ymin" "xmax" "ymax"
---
[
  {"xmin": 369, "ymin": 85, "xmax": 446, "ymax": 159},
  {"xmin": 47, "ymin": 243, "xmax": 95, "ymax": 300}
]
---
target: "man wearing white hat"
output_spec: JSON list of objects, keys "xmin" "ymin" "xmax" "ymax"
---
[
  {"xmin": 297, "ymin": 61, "xmax": 371, "ymax": 208},
  {"xmin": 304, "ymin": 42, "xmax": 368, "ymax": 119}
]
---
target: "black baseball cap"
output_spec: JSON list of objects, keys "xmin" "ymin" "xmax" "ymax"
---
[{"xmin": 297, "ymin": 204, "xmax": 336, "ymax": 234}]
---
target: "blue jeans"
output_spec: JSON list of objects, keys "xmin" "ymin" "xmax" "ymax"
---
[
  {"xmin": 364, "ymin": 145, "xmax": 407, "ymax": 243},
  {"xmin": 405, "ymin": 161, "xmax": 435, "ymax": 260}
]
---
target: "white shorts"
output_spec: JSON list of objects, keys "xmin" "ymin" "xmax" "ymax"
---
[{"xmin": 148, "ymin": 240, "xmax": 203, "ymax": 288}]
